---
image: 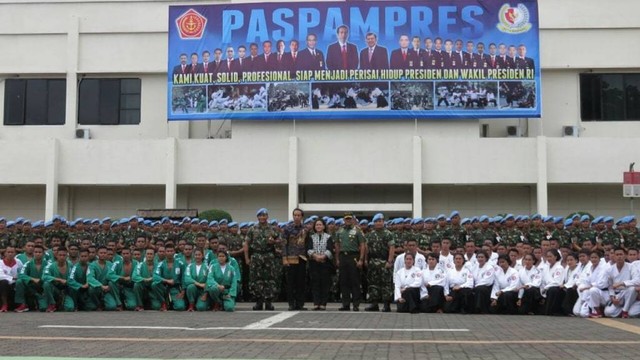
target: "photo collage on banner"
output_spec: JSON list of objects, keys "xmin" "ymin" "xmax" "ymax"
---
[{"xmin": 167, "ymin": 1, "xmax": 540, "ymax": 120}]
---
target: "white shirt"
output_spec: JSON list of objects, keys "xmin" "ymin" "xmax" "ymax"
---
[
  {"xmin": 472, "ymin": 263, "xmax": 496, "ymax": 287},
  {"xmin": 439, "ymin": 252, "xmax": 454, "ymax": 271},
  {"xmin": 420, "ymin": 265, "xmax": 448, "ymax": 298},
  {"xmin": 491, "ymin": 266, "xmax": 520, "ymax": 299},
  {"xmin": 519, "ymin": 266, "xmax": 542, "ymax": 289},
  {"xmin": 446, "ymin": 266, "xmax": 474, "ymax": 290},
  {"xmin": 0, "ymin": 259, "xmax": 23, "ymax": 284},
  {"xmin": 394, "ymin": 252, "xmax": 426, "ymax": 273},
  {"xmin": 563, "ymin": 266, "xmax": 581, "ymax": 289},
  {"xmin": 607, "ymin": 262, "xmax": 632, "ymax": 296},
  {"xmin": 394, "ymin": 266, "xmax": 422, "ymax": 301},
  {"xmin": 541, "ymin": 261, "xmax": 565, "ymax": 294},
  {"xmin": 578, "ymin": 262, "xmax": 608, "ymax": 293}
]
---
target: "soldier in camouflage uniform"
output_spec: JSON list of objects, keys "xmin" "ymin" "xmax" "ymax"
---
[
  {"xmin": 0, "ymin": 217, "xmax": 9, "ymax": 256},
  {"xmin": 599, "ymin": 217, "xmax": 622, "ymax": 247},
  {"xmin": 576, "ymin": 215, "xmax": 597, "ymax": 245},
  {"xmin": 420, "ymin": 218, "xmax": 441, "ymax": 255},
  {"xmin": 498, "ymin": 214, "xmax": 524, "ymax": 247},
  {"xmin": 621, "ymin": 216, "xmax": 639, "ymax": 250},
  {"xmin": 550, "ymin": 217, "xmax": 571, "ymax": 248},
  {"xmin": 364, "ymin": 213, "xmax": 395, "ymax": 312},
  {"xmin": 244, "ymin": 208, "xmax": 280, "ymax": 311},
  {"xmin": 444, "ymin": 211, "xmax": 467, "ymax": 249},
  {"xmin": 473, "ymin": 216, "xmax": 496, "ymax": 247},
  {"xmin": 527, "ymin": 214, "xmax": 546, "ymax": 247}
]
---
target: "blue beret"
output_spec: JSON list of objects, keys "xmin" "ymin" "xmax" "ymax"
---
[
  {"xmin": 239, "ymin": 222, "xmax": 248, "ymax": 229},
  {"xmin": 322, "ymin": 216, "xmax": 329, "ymax": 222},
  {"xmin": 219, "ymin": 219, "xmax": 228, "ymax": 225},
  {"xmin": 69, "ymin": 220, "xmax": 78, "ymax": 227},
  {"xmin": 461, "ymin": 218, "xmax": 471, "ymax": 225},
  {"xmin": 628, "ymin": 215, "xmax": 636, "ymax": 222},
  {"xmin": 372, "ymin": 213, "xmax": 384, "ymax": 222},
  {"xmin": 471, "ymin": 216, "xmax": 479, "ymax": 223},
  {"xmin": 437, "ymin": 214, "xmax": 446, "ymax": 220},
  {"xmin": 189, "ymin": 218, "xmax": 199, "ymax": 224},
  {"xmin": 15, "ymin": 217, "xmax": 25, "ymax": 224},
  {"xmin": 570, "ymin": 214, "xmax": 580, "ymax": 220},
  {"xmin": 119, "ymin": 217, "xmax": 129, "ymax": 223},
  {"xmin": 521, "ymin": 215, "xmax": 530, "ymax": 221},
  {"xmin": 479, "ymin": 215, "xmax": 489, "ymax": 222},
  {"xmin": 403, "ymin": 218, "xmax": 412, "ymax": 224},
  {"xmin": 228, "ymin": 222, "xmax": 238, "ymax": 227},
  {"xmin": 450, "ymin": 210, "xmax": 460, "ymax": 218},
  {"xmin": 303, "ymin": 217, "xmax": 313, "ymax": 225},
  {"xmin": 411, "ymin": 218, "xmax": 424, "ymax": 225},
  {"xmin": 82, "ymin": 219, "xmax": 91, "ymax": 225},
  {"xmin": 111, "ymin": 222, "xmax": 119, "ymax": 228},
  {"xmin": 143, "ymin": 220, "xmax": 152, "ymax": 226},
  {"xmin": 424, "ymin": 217, "xmax": 435, "ymax": 223},
  {"xmin": 564, "ymin": 218, "xmax": 573, "ymax": 227},
  {"xmin": 359, "ymin": 219, "xmax": 369, "ymax": 226},
  {"xmin": 554, "ymin": 217, "xmax": 563, "ymax": 224},
  {"xmin": 256, "ymin": 208, "xmax": 268, "ymax": 216},
  {"xmin": 580, "ymin": 215, "xmax": 591, "ymax": 222},
  {"xmin": 209, "ymin": 220, "xmax": 218, "ymax": 226},
  {"xmin": 603, "ymin": 216, "xmax": 614, "ymax": 223},
  {"xmin": 592, "ymin": 216, "xmax": 603, "ymax": 225},
  {"xmin": 326, "ymin": 218, "xmax": 335, "ymax": 225},
  {"xmin": 0, "ymin": 217, "xmax": 5, "ymax": 223},
  {"xmin": 160, "ymin": 217, "xmax": 170, "ymax": 223},
  {"xmin": 269, "ymin": 219, "xmax": 277, "ymax": 225},
  {"xmin": 182, "ymin": 217, "xmax": 191, "ymax": 222},
  {"xmin": 335, "ymin": 219, "xmax": 344, "ymax": 226},
  {"xmin": 504, "ymin": 214, "xmax": 515, "ymax": 221},
  {"xmin": 7, "ymin": 221, "xmax": 15, "ymax": 227},
  {"xmin": 23, "ymin": 219, "xmax": 31, "ymax": 225},
  {"xmin": 531, "ymin": 214, "xmax": 542, "ymax": 220},
  {"xmin": 199, "ymin": 219, "xmax": 209, "ymax": 225},
  {"xmin": 101, "ymin": 217, "xmax": 111, "ymax": 223},
  {"xmin": 515, "ymin": 216, "xmax": 522, "ymax": 222},
  {"xmin": 309, "ymin": 215, "xmax": 318, "ymax": 221},
  {"xmin": 44, "ymin": 220, "xmax": 53, "ymax": 227},
  {"xmin": 543, "ymin": 216, "xmax": 553, "ymax": 223},
  {"xmin": 91, "ymin": 219, "xmax": 100, "ymax": 224},
  {"xmin": 32, "ymin": 220, "xmax": 43, "ymax": 228}
]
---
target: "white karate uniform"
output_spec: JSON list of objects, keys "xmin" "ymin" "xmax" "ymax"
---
[
  {"xmin": 394, "ymin": 252, "xmax": 426, "ymax": 274},
  {"xmin": 603, "ymin": 262, "xmax": 634, "ymax": 317},
  {"xmin": 438, "ymin": 252, "xmax": 455, "ymax": 271},
  {"xmin": 446, "ymin": 266, "xmax": 474, "ymax": 291},
  {"xmin": 540, "ymin": 261, "xmax": 565, "ymax": 297},
  {"xmin": 420, "ymin": 265, "xmax": 448, "ymax": 298},
  {"xmin": 0, "ymin": 259, "xmax": 23, "ymax": 285},
  {"xmin": 518, "ymin": 266, "xmax": 542, "ymax": 299},
  {"xmin": 472, "ymin": 263, "xmax": 496, "ymax": 287},
  {"xmin": 576, "ymin": 261, "xmax": 610, "ymax": 317},
  {"xmin": 394, "ymin": 266, "xmax": 423, "ymax": 301},
  {"xmin": 491, "ymin": 266, "xmax": 520, "ymax": 300}
]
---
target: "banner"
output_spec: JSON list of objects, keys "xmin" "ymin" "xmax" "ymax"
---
[{"xmin": 168, "ymin": 1, "xmax": 541, "ymax": 120}]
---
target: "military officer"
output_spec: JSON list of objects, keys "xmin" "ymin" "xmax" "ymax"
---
[
  {"xmin": 364, "ymin": 213, "xmax": 396, "ymax": 312},
  {"xmin": 335, "ymin": 212, "xmax": 366, "ymax": 311}
]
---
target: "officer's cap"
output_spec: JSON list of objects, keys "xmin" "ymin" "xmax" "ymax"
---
[{"xmin": 343, "ymin": 212, "xmax": 354, "ymax": 219}]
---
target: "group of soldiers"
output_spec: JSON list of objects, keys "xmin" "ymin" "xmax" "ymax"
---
[{"xmin": 0, "ymin": 210, "xmax": 638, "ymax": 314}]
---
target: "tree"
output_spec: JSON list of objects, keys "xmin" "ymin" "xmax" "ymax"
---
[{"xmin": 199, "ymin": 209, "xmax": 232, "ymax": 222}]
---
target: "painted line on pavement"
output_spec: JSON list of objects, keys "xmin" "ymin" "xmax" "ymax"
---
[
  {"xmin": 588, "ymin": 318, "xmax": 640, "ymax": 335},
  {"xmin": 39, "ymin": 324, "xmax": 468, "ymax": 332},
  {"xmin": 2, "ymin": 335, "xmax": 640, "ymax": 345},
  {"xmin": 242, "ymin": 311, "xmax": 299, "ymax": 329}
]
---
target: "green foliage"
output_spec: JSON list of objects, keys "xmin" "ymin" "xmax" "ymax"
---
[
  {"xmin": 198, "ymin": 209, "xmax": 232, "ymax": 222},
  {"xmin": 566, "ymin": 211, "xmax": 593, "ymax": 220}
]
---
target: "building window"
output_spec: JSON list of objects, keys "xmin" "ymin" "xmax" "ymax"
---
[
  {"xmin": 78, "ymin": 78, "xmax": 141, "ymax": 125},
  {"xmin": 580, "ymin": 73, "xmax": 640, "ymax": 121},
  {"xmin": 3, "ymin": 79, "xmax": 66, "ymax": 125}
]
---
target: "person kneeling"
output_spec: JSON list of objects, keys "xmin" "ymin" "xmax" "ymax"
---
[
  {"xmin": 206, "ymin": 250, "xmax": 237, "ymax": 312},
  {"xmin": 394, "ymin": 252, "xmax": 422, "ymax": 313}
]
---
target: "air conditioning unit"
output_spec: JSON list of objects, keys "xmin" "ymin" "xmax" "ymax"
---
[
  {"xmin": 562, "ymin": 126, "xmax": 579, "ymax": 137},
  {"xmin": 506, "ymin": 125, "xmax": 522, "ymax": 137},
  {"xmin": 75, "ymin": 128, "xmax": 91, "ymax": 139}
]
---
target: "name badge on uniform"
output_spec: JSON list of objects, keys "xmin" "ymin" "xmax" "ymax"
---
[
  {"xmin": 473, "ymin": 61, "xmax": 477, "ymax": 67},
  {"xmin": 319, "ymin": 61, "xmax": 323, "ymax": 67},
  {"xmin": 432, "ymin": 60, "xmax": 436, "ymax": 66},
  {"xmin": 452, "ymin": 60, "xmax": 456, "ymax": 66},
  {"xmin": 420, "ymin": 60, "xmax": 424, "ymax": 67},
  {"xmin": 409, "ymin": 61, "xmax": 413, "ymax": 67}
]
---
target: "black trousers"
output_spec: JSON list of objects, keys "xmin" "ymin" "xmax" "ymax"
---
[
  {"xmin": 339, "ymin": 253, "xmax": 361, "ymax": 307},
  {"xmin": 474, "ymin": 285, "xmax": 493, "ymax": 314},
  {"xmin": 561, "ymin": 287, "xmax": 579, "ymax": 316},
  {"xmin": 397, "ymin": 287, "xmax": 421, "ymax": 313},
  {"xmin": 0, "ymin": 280, "xmax": 15, "ymax": 308},
  {"xmin": 420, "ymin": 285, "xmax": 445, "ymax": 313},
  {"xmin": 444, "ymin": 287, "xmax": 474, "ymax": 314},
  {"xmin": 286, "ymin": 259, "xmax": 307, "ymax": 309},
  {"xmin": 309, "ymin": 261, "xmax": 331, "ymax": 306},
  {"xmin": 519, "ymin": 287, "xmax": 542, "ymax": 315},
  {"xmin": 543, "ymin": 286, "xmax": 565, "ymax": 316},
  {"xmin": 491, "ymin": 291, "xmax": 518, "ymax": 315}
]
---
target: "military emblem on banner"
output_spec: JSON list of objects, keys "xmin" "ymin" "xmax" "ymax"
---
[
  {"xmin": 497, "ymin": 3, "xmax": 532, "ymax": 34},
  {"xmin": 176, "ymin": 8, "xmax": 207, "ymax": 39}
]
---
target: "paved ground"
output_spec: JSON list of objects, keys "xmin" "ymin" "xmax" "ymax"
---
[{"xmin": 0, "ymin": 302, "xmax": 639, "ymax": 359}]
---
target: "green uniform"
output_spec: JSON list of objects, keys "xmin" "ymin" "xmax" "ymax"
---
[
  {"xmin": 621, "ymin": 228, "xmax": 639, "ymax": 249},
  {"xmin": 443, "ymin": 225, "xmax": 467, "ymax": 249},
  {"xmin": 67, "ymin": 262, "xmax": 100, "ymax": 311},
  {"xmin": 15, "ymin": 259, "xmax": 47, "ymax": 310},
  {"xmin": 599, "ymin": 229, "xmax": 622, "ymax": 247},
  {"xmin": 109, "ymin": 260, "xmax": 138, "ymax": 310},
  {"xmin": 577, "ymin": 228, "xmax": 597, "ymax": 244},
  {"xmin": 472, "ymin": 228, "xmax": 495, "ymax": 246},
  {"xmin": 87, "ymin": 260, "xmax": 120, "ymax": 311},
  {"xmin": 499, "ymin": 227, "xmax": 523, "ymax": 247},
  {"xmin": 16, "ymin": 253, "xmax": 33, "ymax": 265},
  {"xmin": 206, "ymin": 262, "xmax": 237, "ymax": 312},
  {"xmin": 42, "ymin": 260, "xmax": 73, "ymax": 311},
  {"xmin": 132, "ymin": 260, "xmax": 158, "ymax": 309},
  {"xmin": 527, "ymin": 226, "xmax": 546, "ymax": 246},
  {"xmin": 183, "ymin": 262, "xmax": 210, "ymax": 311},
  {"xmin": 365, "ymin": 229, "xmax": 395, "ymax": 304},
  {"xmin": 246, "ymin": 223, "xmax": 280, "ymax": 303},
  {"xmin": 152, "ymin": 259, "xmax": 186, "ymax": 311}
]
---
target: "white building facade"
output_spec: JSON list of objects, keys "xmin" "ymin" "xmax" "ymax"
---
[{"xmin": 0, "ymin": 0, "xmax": 639, "ymax": 222}]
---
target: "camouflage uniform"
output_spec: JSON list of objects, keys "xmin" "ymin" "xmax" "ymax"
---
[
  {"xmin": 246, "ymin": 223, "xmax": 280, "ymax": 304},
  {"xmin": 599, "ymin": 228, "xmax": 622, "ymax": 247},
  {"xmin": 576, "ymin": 228, "xmax": 597, "ymax": 244},
  {"xmin": 527, "ymin": 226, "xmax": 546, "ymax": 247},
  {"xmin": 365, "ymin": 228, "xmax": 395, "ymax": 306},
  {"xmin": 420, "ymin": 230, "xmax": 440, "ymax": 251},
  {"xmin": 473, "ymin": 228, "xmax": 496, "ymax": 246},
  {"xmin": 443, "ymin": 225, "xmax": 467, "ymax": 249},
  {"xmin": 621, "ymin": 228, "xmax": 639, "ymax": 249},
  {"xmin": 499, "ymin": 227, "xmax": 523, "ymax": 247},
  {"xmin": 551, "ymin": 229, "xmax": 572, "ymax": 248}
]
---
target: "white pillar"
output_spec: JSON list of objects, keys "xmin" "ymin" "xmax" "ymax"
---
[
  {"xmin": 413, "ymin": 136, "xmax": 423, "ymax": 218},
  {"xmin": 288, "ymin": 136, "xmax": 299, "ymax": 220},
  {"xmin": 65, "ymin": 16, "xmax": 79, "ymax": 136},
  {"xmin": 45, "ymin": 139, "xmax": 59, "ymax": 220},
  {"xmin": 536, "ymin": 136, "xmax": 548, "ymax": 216},
  {"xmin": 165, "ymin": 137, "xmax": 177, "ymax": 209}
]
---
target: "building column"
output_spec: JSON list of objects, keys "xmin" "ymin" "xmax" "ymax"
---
[
  {"xmin": 45, "ymin": 139, "xmax": 59, "ymax": 220},
  {"xmin": 165, "ymin": 137, "xmax": 177, "ymax": 208},
  {"xmin": 288, "ymin": 136, "xmax": 299, "ymax": 220},
  {"xmin": 65, "ymin": 15, "xmax": 79, "ymax": 136},
  {"xmin": 536, "ymin": 136, "xmax": 548, "ymax": 216},
  {"xmin": 413, "ymin": 136, "xmax": 423, "ymax": 218}
]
